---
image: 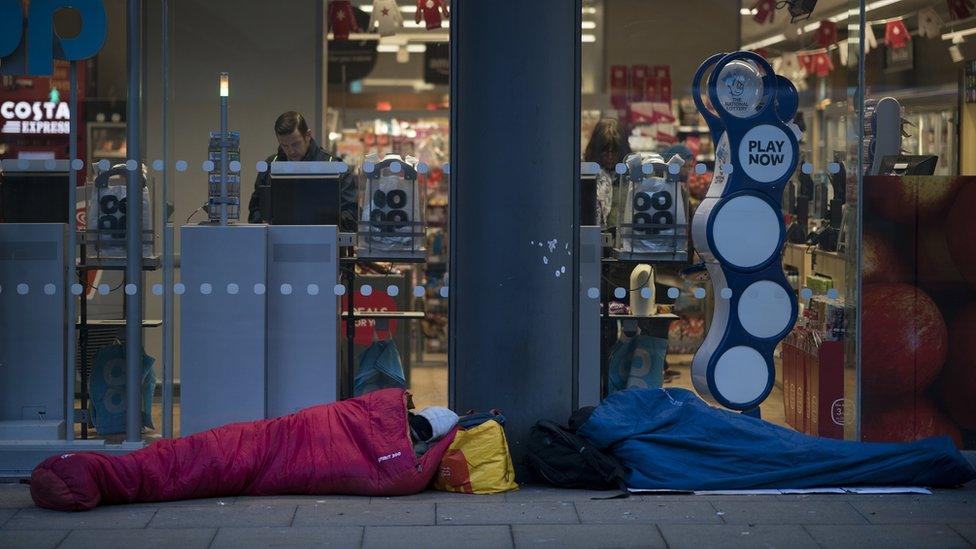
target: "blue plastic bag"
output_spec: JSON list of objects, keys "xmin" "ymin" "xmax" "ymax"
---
[
  {"xmin": 353, "ymin": 338, "xmax": 406, "ymax": 396},
  {"xmin": 88, "ymin": 344, "xmax": 156, "ymax": 435},
  {"xmin": 607, "ymin": 333, "xmax": 666, "ymax": 394}
]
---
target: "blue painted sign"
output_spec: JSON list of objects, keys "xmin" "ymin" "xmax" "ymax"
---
[{"xmin": 0, "ymin": 0, "xmax": 106, "ymax": 76}]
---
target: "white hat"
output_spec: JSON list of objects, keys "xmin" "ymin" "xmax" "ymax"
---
[{"xmin": 417, "ymin": 406, "xmax": 458, "ymax": 441}]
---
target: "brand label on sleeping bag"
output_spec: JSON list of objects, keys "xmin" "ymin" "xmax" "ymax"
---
[{"xmin": 377, "ymin": 451, "xmax": 402, "ymax": 463}]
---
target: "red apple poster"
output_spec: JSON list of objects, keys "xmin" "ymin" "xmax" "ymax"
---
[{"xmin": 860, "ymin": 176, "xmax": 976, "ymax": 449}]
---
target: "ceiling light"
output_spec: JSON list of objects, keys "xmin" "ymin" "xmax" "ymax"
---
[
  {"xmin": 582, "ymin": 34, "xmax": 596, "ymax": 43},
  {"xmin": 743, "ymin": 33, "xmax": 788, "ymax": 50},
  {"xmin": 360, "ymin": 4, "xmax": 417, "ymax": 13},
  {"xmin": 740, "ymin": 8, "xmax": 758, "ymax": 15},
  {"xmin": 406, "ymin": 44, "xmax": 427, "ymax": 53},
  {"xmin": 582, "ymin": 21, "xmax": 596, "ymax": 30}
]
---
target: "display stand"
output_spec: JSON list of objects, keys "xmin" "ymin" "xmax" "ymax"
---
[
  {"xmin": 689, "ymin": 51, "xmax": 800, "ymax": 413},
  {"xmin": 341, "ymin": 155, "xmax": 432, "ymax": 399}
]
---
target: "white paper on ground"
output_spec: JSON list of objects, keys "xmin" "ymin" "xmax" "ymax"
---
[
  {"xmin": 841, "ymin": 487, "xmax": 931, "ymax": 495},
  {"xmin": 627, "ymin": 487, "xmax": 931, "ymax": 495}
]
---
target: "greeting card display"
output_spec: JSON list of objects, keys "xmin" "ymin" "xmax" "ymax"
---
[{"xmin": 690, "ymin": 51, "xmax": 801, "ymax": 412}]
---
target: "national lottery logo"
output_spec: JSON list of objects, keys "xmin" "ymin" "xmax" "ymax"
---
[{"xmin": 716, "ymin": 60, "xmax": 763, "ymax": 119}]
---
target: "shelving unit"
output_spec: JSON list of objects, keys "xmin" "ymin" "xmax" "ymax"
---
[
  {"xmin": 339, "ymin": 251, "xmax": 427, "ymax": 399},
  {"xmin": 75, "ymin": 227, "xmax": 159, "ymax": 439}
]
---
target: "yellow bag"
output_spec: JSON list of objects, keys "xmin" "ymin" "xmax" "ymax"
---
[{"xmin": 432, "ymin": 419, "xmax": 518, "ymax": 494}]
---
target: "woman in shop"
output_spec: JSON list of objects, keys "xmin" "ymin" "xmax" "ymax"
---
[{"xmin": 584, "ymin": 118, "xmax": 630, "ymax": 229}]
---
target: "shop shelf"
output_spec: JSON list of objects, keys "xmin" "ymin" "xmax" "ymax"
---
[
  {"xmin": 76, "ymin": 254, "xmax": 162, "ymax": 271},
  {"xmin": 608, "ymin": 313, "xmax": 680, "ymax": 320},
  {"xmin": 76, "ymin": 319, "xmax": 163, "ymax": 328},
  {"xmin": 341, "ymin": 311, "xmax": 426, "ymax": 319}
]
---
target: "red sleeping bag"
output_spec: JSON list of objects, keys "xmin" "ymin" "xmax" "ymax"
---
[{"xmin": 30, "ymin": 389, "xmax": 456, "ymax": 511}]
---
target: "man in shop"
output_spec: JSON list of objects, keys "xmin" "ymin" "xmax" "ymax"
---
[{"xmin": 247, "ymin": 111, "xmax": 357, "ymax": 230}]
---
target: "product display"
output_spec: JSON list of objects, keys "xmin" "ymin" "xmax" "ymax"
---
[
  {"xmin": 616, "ymin": 152, "xmax": 688, "ymax": 257},
  {"xmin": 328, "ymin": 0, "xmax": 360, "ymax": 40},
  {"xmin": 369, "ymin": 0, "xmax": 404, "ymax": 36},
  {"xmin": 208, "ymin": 130, "xmax": 240, "ymax": 222},
  {"xmin": 85, "ymin": 163, "xmax": 153, "ymax": 258},
  {"xmin": 358, "ymin": 153, "xmax": 426, "ymax": 255},
  {"xmin": 690, "ymin": 51, "xmax": 799, "ymax": 412},
  {"xmin": 415, "ymin": 0, "xmax": 449, "ymax": 30}
]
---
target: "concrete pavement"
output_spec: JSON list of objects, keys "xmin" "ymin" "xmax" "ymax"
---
[{"xmin": 1, "ymin": 482, "xmax": 974, "ymax": 548}]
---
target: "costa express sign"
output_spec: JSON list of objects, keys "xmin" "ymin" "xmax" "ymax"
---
[{"xmin": 0, "ymin": 0, "xmax": 106, "ymax": 76}]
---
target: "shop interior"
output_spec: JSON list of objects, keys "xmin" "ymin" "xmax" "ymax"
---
[{"xmin": 2, "ymin": 0, "xmax": 975, "ymax": 471}]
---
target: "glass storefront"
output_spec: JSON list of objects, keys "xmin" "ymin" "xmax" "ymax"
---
[{"xmin": 1, "ymin": 0, "xmax": 974, "ymax": 476}]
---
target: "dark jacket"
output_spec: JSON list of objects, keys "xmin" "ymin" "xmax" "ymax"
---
[{"xmin": 247, "ymin": 137, "xmax": 358, "ymax": 231}]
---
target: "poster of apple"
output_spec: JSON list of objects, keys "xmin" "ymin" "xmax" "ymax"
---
[{"xmin": 861, "ymin": 176, "xmax": 976, "ymax": 449}]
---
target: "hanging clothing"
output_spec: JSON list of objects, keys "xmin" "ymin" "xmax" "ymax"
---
[
  {"xmin": 814, "ymin": 20, "xmax": 838, "ymax": 48},
  {"xmin": 415, "ymin": 0, "xmax": 449, "ymax": 30},
  {"xmin": 885, "ymin": 19, "xmax": 911, "ymax": 49},
  {"xmin": 864, "ymin": 22, "xmax": 878, "ymax": 53},
  {"xmin": 917, "ymin": 8, "xmax": 944, "ymax": 39},
  {"xmin": 329, "ymin": 0, "xmax": 359, "ymax": 40},
  {"xmin": 947, "ymin": 0, "xmax": 974, "ymax": 21},
  {"xmin": 752, "ymin": 0, "xmax": 776, "ymax": 24},
  {"xmin": 811, "ymin": 51, "xmax": 833, "ymax": 77},
  {"xmin": 369, "ymin": 0, "xmax": 404, "ymax": 37}
]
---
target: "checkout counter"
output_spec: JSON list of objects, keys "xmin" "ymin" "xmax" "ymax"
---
[{"xmin": 179, "ymin": 161, "xmax": 342, "ymax": 435}]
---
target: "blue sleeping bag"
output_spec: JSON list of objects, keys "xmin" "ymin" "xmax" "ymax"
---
[{"xmin": 577, "ymin": 388, "xmax": 976, "ymax": 490}]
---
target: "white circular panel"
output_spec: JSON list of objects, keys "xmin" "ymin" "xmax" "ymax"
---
[
  {"xmin": 713, "ymin": 346, "xmax": 770, "ymax": 405},
  {"xmin": 715, "ymin": 60, "xmax": 764, "ymax": 119},
  {"xmin": 737, "ymin": 124, "xmax": 794, "ymax": 184},
  {"xmin": 711, "ymin": 195, "xmax": 780, "ymax": 269},
  {"xmin": 737, "ymin": 280, "xmax": 792, "ymax": 338}
]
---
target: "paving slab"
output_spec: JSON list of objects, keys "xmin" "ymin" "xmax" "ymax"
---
[
  {"xmin": 2, "ymin": 506, "xmax": 157, "ymax": 530},
  {"xmin": 505, "ymin": 487, "xmax": 620, "ymax": 502},
  {"xmin": 950, "ymin": 524, "xmax": 976, "ymax": 545},
  {"xmin": 805, "ymin": 524, "xmax": 971, "ymax": 548},
  {"xmin": 0, "ymin": 530, "xmax": 69, "ymax": 549},
  {"xmin": 211, "ymin": 526, "xmax": 362, "ymax": 549},
  {"xmin": 58, "ymin": 527, "xmax": 216, "ymax": 549},
  {"xmin": 437, "ymin": 502, "xmax": 579, "ymax": 525},
  {"xmin": 575, "ymin": 500, "xmax": 721, "ymax": 524},
  {"xmin": 710, "ymin": 500, "xmax": 868, "ymax": 524},
  {"xmin": 0, "ymin": 485, "xmax": 33, "ymax": 508},
  {"xmin": 293, "ymin": 502, "xmax": 434, "ymax": 527},
  {"xmin": 513, "ymin": 524, "xmax": 666, "ymax": 548},
  {"xmin": 364, "ymin": 525, "xmax": 512, "ymax": 549},
  {"xmin": 659, "ymin": 524, "xmax": 819, "ymax": 549},
  {"xmin": 853, "ymin": 499, "xmax": 976, "ymax": 524},
  {"xmin": 128, "ymin": 497, "xmax": 236, "ymax": 509},
  {"xmin": 0, "ymin": 508, "xmax": 14, "ymax": 526},
  {"xmin": 148, "ymin": 504, "xmax": 295, "ymax": 529},
  {"xmin": 374, "ymin": 491, "xmax": 505, "ymax": 503},
  {"xmin": 236, "ymin": 495, "xmax": 367, "ymax": 506}
]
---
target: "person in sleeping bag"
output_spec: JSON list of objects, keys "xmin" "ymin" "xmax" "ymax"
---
[
  {"xmin": 29, "ymin": 389, "xmax": 459, "ymax": 511},
  {"xmin": 576, "ymin": 387, "xmax": 976, "ymax": 491}
]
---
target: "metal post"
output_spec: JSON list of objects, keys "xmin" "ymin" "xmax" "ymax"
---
[
  {"xmin": 448, "ymin": 0, "xmax": 582, "ymax": 471},
  {"xmin": 66, "ymin": 62, "xmax": 78, "ymax": 442},
  {"xmin": 161, "ymin": 0, "xmax": 173, "ymax": 439},
  {"xmin": 125, "ymin": 0, "xmax": 144, "ymax": 443},
  {"xmin": 219, "ymin": 73, "xmax": 228, "ymax": 226}
]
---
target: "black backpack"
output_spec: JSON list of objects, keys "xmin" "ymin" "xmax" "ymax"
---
[{"xmin": 525, "ymin": 419, "xmax": 628, "ymax": 493}]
